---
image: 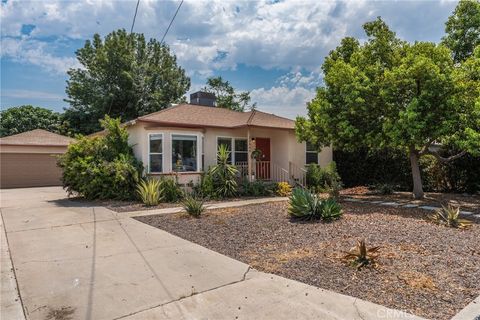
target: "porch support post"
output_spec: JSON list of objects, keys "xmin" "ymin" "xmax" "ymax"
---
[{"xmin": 247, "ymin": 127, "xmax": 252, "ymax": 182}]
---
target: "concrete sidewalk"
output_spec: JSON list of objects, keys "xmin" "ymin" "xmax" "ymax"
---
[{"xmin": 1, "ymin": 187, "xmax": 423, "ymax": 320}]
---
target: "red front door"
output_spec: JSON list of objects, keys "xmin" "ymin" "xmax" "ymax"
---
[{"xmin": 255, "ymin": 138, "xmax": 270, "ymax": 179}]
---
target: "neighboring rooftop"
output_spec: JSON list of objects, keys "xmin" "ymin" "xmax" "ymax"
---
[
  {"xmin": 137, "ymin": 104, "xmax": 295, "ymax": 130},
  {"xmin": 0, "ymin": 129, "xmax": 75, "ymax": 146}
]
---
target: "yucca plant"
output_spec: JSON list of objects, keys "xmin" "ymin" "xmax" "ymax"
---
[
  {"xmin": 343, "ymin": 240, "xmax": 380, "ymax": 270},
  {"xmin": 429, "ymin": 204, "xmax": 472, "ymax": 229},
  {"xmin": 182, "ymin": 195, "xmax": 205, "ymax": 217},
  {"xmin": 209, "ymin": 144, "xmax": 238, "ymax": 198},
  {"xmin": 321, "ymin": 197, "xmax": 343, "ymax": 221},
  {"xmin": 136, "ymin": 178, "xmax": 162, "ymax": 206},
  {"xmin": 288, "ymin": 188, "xmax": 323, "ymax": 220}
]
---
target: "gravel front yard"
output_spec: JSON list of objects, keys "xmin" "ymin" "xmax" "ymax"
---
[{"xmin": 136, "ymin": 201, "xmax": 480, "ymax": 320}]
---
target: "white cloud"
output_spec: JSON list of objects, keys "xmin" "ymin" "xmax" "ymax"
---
[
  {"xmin": 1, "ymin": 37, "xmax": 80, "ymax": 74},
  {"xmin": 250, "ymin": 85, "xmax": 316, "ymax": 119}
]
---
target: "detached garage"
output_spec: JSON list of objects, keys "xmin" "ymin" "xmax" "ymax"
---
[{"xmin": 0, "ymin": 129, "xmax": 74, "ymax": 189}]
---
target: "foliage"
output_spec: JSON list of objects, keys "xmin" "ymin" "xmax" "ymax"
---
[
  {"xmin": 429, "ymin": 204, "xmax": 472, "ymax": 229},
  {"xmin": 442, "ymin": 0, "xmax": 480, "ymax": 63},
  {"xmin": 276, "ymin": 182, "xmax": 292, "ymax": 197},
  {"xmin": 160, "ymin": 177, "xmax": 184, "ymax": 202},
  {"xmin": 58, "ymin": 116, "xmax": 143, "ymax": 200},
  {"xmin": 209, "ymin": 144, "xmax": 238, "ymax": 198},
  {"xmin": 319, "ymin": 197, "xmax": 343, "ymax": 221},
  {"xmin": 239, "ymin": 180, "xmax": 277, "ymax": 197},
  {"xmin": 182, "ymin": 195, "xmax": 205, "ymax": 217},
  {"xmin": 203, "ymin": 76, "xmax": 256, "ymax": 111},
  {"xmin": 193, "ymin": 172, "xmax": 216, "ymax": 199},
  {"xmin": 375, "ymin": 183, "xmax": 395, "ymax": 195},
  {"xmin": 288, "ymin": 188, "xmax": 343, "ymax": 221},
  {"xmin": 0, "ymin": 105, "xmax": 65, "ymax": 137},
  {"xmin": 343, "ymin": 240, "xmax": 380, "ymax": 270},
  {"xmin": 306, "ymin": 162, "xmax": 342, "ymax": 194},
  {"xmin": 334, "ymin": 148, "xmax": 480, "ymax": 194},
  {"xmin": 64, "ymin": 29, "xmax": 190, "ymax": 134},
  {"xmin": 136, "ymin": 179, "xmax": 162, "ymax": 206},
  {"xmin": 296, "ymin": 17, "xmax": 480, "ymax": 199}
]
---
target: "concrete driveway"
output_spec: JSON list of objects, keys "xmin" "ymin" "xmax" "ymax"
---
[{"xmin": 1, "ymin": 187, "xmax": 422, "ymax": 320}]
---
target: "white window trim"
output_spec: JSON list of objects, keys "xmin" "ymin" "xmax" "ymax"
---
[
  {"xmin": 216, "ymin": 136, "xmax": 248, "ymax": 164},
  {"xmin": 148, "ymin": 131, "xmax": 203, "ymax": 174},
  {"xmin": 171, "ymin": 133, "xmax": 200, "ymax": 173},
  {"xmin": 148, "ymin": 133, "xmax": 164, "ymax": 173},
  {"xmin": 305, "ymin": 141, "xmax": 319, "ymax": 165}
]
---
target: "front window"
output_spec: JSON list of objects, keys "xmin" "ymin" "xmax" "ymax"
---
[
  {"xmin": 149, "ymin": 134, "xmax": 163, "ymax": 173},
  {"xmin": 306, "ymin": 141, "xmax": 318, "ymax": 164},
  {"xmin": 234, "ymin": 139, "xmax": 248, "ymax": 164},
  {"xmin": 172, "ymin": 134, "xmax": 198, "ymax": 172}
]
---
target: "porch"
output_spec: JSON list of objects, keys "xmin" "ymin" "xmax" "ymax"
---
[{"xmin": 235, "ymin": 160, "xmax": 307, "ymax": 187}]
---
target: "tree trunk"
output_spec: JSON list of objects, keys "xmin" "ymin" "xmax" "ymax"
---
[{"xmin": 409, "ymin": 150, "xmax": 424, "ymax": 199}]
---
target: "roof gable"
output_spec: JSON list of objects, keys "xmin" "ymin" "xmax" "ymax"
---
[{"xmin": 0, "ymin": 129, "xmax": 75, "ymax": 146}]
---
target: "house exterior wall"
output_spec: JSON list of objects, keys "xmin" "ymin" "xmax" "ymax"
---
[{"xmin": 126, "ymin": 122, "xmax": 333, "ymax": 185}]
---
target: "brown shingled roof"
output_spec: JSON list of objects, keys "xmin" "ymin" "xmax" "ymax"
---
[
  {"xmin": 137, "ymin": 104, "xmax": 295, "ymax": 130},
  {"xmin": 0, "ymin": 129, "xmax": 75, "ymax": 146}
]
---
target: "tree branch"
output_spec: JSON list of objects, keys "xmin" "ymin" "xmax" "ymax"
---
[{"xmin": 425, "ymin": 150, "xmax": 467, "ymax": 163}]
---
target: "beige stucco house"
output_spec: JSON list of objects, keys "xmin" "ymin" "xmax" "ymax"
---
[{"xmin": 123, "ymin": 92, "xmax": 332, "ymax": 186}]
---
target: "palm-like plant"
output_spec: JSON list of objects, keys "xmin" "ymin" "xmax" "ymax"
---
[
  {"xmin": 430, "ymin": 204, "xmax": 472, "ymax": 229},
  {"xmin": 210, "ymin": 144, "xmax": 238, "ymax": 198},
  {"xmin": 136, "ymin": 178, "xmax": 162, "ymax": 206},
  {"xmin": 343, "ymin": 240, "xmax": 380, "ymax": 270}
]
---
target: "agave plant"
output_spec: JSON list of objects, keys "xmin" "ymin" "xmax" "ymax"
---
[
  {"xmin": 429, "ymin": 204, "xmax": 472, "ymax": 229},
  {"xmin": 182, "ymin": 195, "xmax": 205, "ymax": 217},
  {"xmin": 288, "ymin": 188, "xmax": 323, "ymax": 220},
  {"xmin": 321, "ymin": 197, "xmax": 343, "ymax": 221},
  {"xmin": 209, "ymin": 144, "xmax": 238, "ymax": 198},
  {"xmin": 343, "ymin": 240, "xmax": 380, "ymax": 270},
  {"xmin": 136, "ymin": 178, "xmax": 162, "ymax": 206}
]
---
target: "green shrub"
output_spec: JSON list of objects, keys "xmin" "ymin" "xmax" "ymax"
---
[
  {"xmin": 58, "ymin": 116, "xmax": 143, "ymax": 200},
  {"xmin": 209, "ymin": 144, "xmax": 238, "ymax": 198},
  {"xmin": 160, "ymin": 177, "xmax": 183, "ymax": 202},
  {"xmin": 288, "ymin": 188, "xmax": 343, "ymax": 221},
  {"xmin": 137, "ymin": 179, "xmax": 162, "ymax": 206},
  {"xmin": 193, "ymin": 172, "xmax": 216, "ymax": 199},
  {"xmin": 306, "ymin": 162, "xmax": 342, "ymax": 194},
  {"xmin": 429, "ymin": 204, "xmax": 472, "ymax": 229},
  {"xmin": 375, "ymin": 183, "xmax": 395, "ymax": 195},
  {"xmin": 239, "ymin": 180, "xmax": 276, "ymax": 197}
]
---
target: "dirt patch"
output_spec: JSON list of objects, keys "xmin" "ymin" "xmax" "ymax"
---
[
  {"xmin": 340, "ymin": 187, "xmax": 480, "ymax": 213},
  {"xmin": 136, "ymin": 201, "xmax": 480, "ymax": 320},
  {"xmin": 45, "ymin": 306, "xmax": 75, "ymax": 320}
]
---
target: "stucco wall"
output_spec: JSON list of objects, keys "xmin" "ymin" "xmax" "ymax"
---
[{"xmin": 126, "ymin": 122, "xmax": 333, "ymax": 182}]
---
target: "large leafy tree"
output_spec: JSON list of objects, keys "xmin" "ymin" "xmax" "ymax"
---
[
  {"xmin": 203, "ymin": 76, "xmax": 256, "ymax": 111},
  {"xmin": 64, "ymin": 29, "xmax": 190, "ymax": 134},
  {"xmin": 442, "ymin": 0, "xmax": 480, "ymax": 63},
  {"xmin": 296, "ymin": 18, "xmax": 480, "ymax": 199},
  {"xmin": 0, "ymin": 105, "xmax": 63, "ymax": 137}
]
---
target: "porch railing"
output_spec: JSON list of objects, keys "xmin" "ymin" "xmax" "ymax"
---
[{"xmin": 235, "ymin": 160, "xmax": 306, "ymax": 187}]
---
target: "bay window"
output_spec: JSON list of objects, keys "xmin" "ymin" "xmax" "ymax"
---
[
  {"xmin": 149, "ymin": 134, "xmax": 163, "ymax": 173},
  {"xmin": 172, "ymin": 134, "xmax": 198, "ymax": 172}
]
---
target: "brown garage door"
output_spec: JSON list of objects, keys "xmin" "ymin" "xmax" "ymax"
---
[{"xmin": 1, "ymin": 153, "xmax": 63, "ymax": 188}]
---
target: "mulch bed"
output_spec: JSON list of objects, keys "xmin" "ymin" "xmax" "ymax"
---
[
  {"xmin": 136, "ymin": 201, "xmax": 480, "ymax": 320},
  {"xmin": 341, "ymin": 186, "xmax": 480, "ymax": 214}
]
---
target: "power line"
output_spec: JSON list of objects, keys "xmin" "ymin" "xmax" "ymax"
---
[
  {"xmin": 160, "ymin": 0, "xmax": 184, "ymax": 44},
  {"xmin": 130, "ymin": 0, "xmax": 140, "ymax": 33}
]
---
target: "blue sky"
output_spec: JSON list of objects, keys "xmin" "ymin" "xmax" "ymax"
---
[{"xmin": 1, "ymin": 0, "xmax": 458, "ymax": 118}]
